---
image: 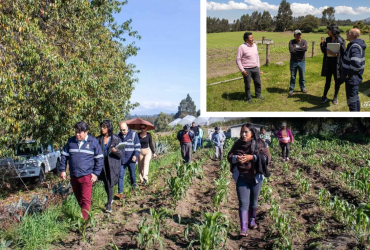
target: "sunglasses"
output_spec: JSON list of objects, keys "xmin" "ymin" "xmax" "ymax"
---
[{"xmin": 120, "ymin": 129, "xmax": 127, "ymax": 131}]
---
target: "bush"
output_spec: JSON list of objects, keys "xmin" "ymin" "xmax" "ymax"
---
[{"xmin": 317, "ymin": 28, "xmax": 325, "ymax": 33}]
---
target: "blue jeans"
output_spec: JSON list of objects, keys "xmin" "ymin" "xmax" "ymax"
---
[
  {"xmin": 345, "ymin": 83, "xmax": 360, "ymax": 112},
  {"xmin": 118, "ymin": 163, "xmax": 136, "ymax": 193},
  {"xmin": 198, "ymin": 137, "xmax": 202, "ymax": 148},
  {"xmin": 236, "ymin": 176, "xmax": 263, "ymax": 211},
  {"xmin": 289, "ymin": 61, "xmax": 306, "ymax": 91},
  {"xmin": 192, "ymin": 137, "xmax": 198, "ymax": 152}
]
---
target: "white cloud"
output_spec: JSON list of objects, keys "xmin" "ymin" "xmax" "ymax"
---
[
  {"xmin": 335, "ymin": 6, "xmax": 357, "ymax": 15},
  {"xmin": 357, "ymin": 6, "xmax": 370, "ymax": 14},
  {"xmin": 290, "ymin": 3, "xmax": 328, "ymax": 17},
  {"xmin": 138, "ymin": 101, "xmax": 177, "ymax": 110},
  {"xmin": 207, "ymin": 0, "xmax": 278, "ymax": 12}
]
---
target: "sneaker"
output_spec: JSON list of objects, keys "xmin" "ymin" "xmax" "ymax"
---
[
  {"xmin": 321, "ymin": 96, "xmax": 328, "ymax": 103},
  {"xmin": 288, "ymin": 90, "xmax": 294, "ymax": 96},
  {"xmin": 143, "ymin": 179, "xmax": 148, "ymax": 185},
  {"xmin": 301, "ymin": 88, "xmax": 307, "ymax": 93},
  {"xmin": 256, "ymin": 96, "xmax": 265, "ymax": 100},
  {"xmin": 282, "ymin": 158, "xmax": 286, "ymax": 162},
  {"xmin": 105, "ymin": 204, "xmax": 112, "ymax": 213},
  {"xmin": 333, "ymin": 96, "xmax": 338, "ymax": 105},
  {"xmin": 286, "ymin": 157, "xmax": 290, "ymax": 161},
  {"xmin": 246, "ymin": 99, "xmax": 252, "ymax": 104}
]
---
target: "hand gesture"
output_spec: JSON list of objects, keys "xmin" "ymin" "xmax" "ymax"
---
[
  {"xmin": 111, "ymin": 147, "xmax": 117, "ymax": 153},
  {"xmin": 90, "ymin": 173, "xmax": 97, "ymax": 183},
  {"xmin": 242, "ymin": 71, "xmax": 248, "ymax": 77},
  {"xmin": 60, "ymin": 171, "xmax": 67, "ymax": 180}
]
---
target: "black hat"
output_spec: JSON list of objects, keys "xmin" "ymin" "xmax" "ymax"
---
[
  {"xmin": 183, "ymin": 124, "xmax": 190, "ymax": 131},
  {"xmin": 215, "ymin": 126, "xmax": 220, "ymax": 131}
]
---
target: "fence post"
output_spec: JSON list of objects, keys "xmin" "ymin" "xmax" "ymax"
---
[
  {"xmin": 266, "ymin": 44, "xmax": 270, "ymax": 66},
  {"xmin": 312, "ymin": 41, "xmax": 315, "ymax": 58}
]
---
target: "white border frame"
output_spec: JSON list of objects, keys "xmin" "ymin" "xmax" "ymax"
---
[{"xmin": 200, "ymin": 0, "xmax": 370, "ymax": 117}]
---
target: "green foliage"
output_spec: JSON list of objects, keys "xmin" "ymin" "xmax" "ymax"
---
[
  {"xmin": 0, "ymin": 0, "xmax": 140, "ymax": 151},
  {"xmin": 275, "ymin": 0, "xmax": 293, "ymax": 31},
  {"xmin": 185, "ymin": 212, "xmax": 230, "ymax": 250},
  {"xmin": 136, "ymin": 208, "xmax": 166, "ymax": 250},
  {"xmin": 301, "ymin": 15, "xmax": 320, "ymax": 33},
  {"xmin": 155, "ymin": 112, "xmax": 173, "ymax": 132}
]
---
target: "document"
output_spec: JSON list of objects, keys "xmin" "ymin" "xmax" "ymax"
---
[{"xmin": 327, "ymin": 43, "xmax": 340, "ymax": 57}]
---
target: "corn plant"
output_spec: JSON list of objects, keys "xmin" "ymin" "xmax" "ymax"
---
[
  {"xmin": 166, "ymin": 174, "xmax": 188, "ymax": 202},
  {"xmin": 185, "ymin": 212, "xmax": 230, "ymax": 250},
  {"xmin": 212, "ymin": 177, "xmax": 229, "ymax": 211},
  {"xmin": 260, "ymin": 179, "xmax": 273, "ymax": 203},
  {"xmin": 294, "ymin": 170, "xmax": 311, "ymax": 193},
  {"xmin": 136, "ymin": 208, "xmax": 165, "ymax": 250},
  {"xmin": 76, "ymin": 210, "xmax": 97, "ymax": 241}
]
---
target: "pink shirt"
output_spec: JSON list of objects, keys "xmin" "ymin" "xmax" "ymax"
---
[{"xmin": 236, "ymin": 42, "xmax": 260, "ymax": 72}]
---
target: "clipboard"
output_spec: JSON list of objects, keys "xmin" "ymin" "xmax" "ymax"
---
[
  {"xmin": 115, "ymin": 142, "xmax": 128, "ymax": 150},
  {"xmin": 327, "ymin": 43, "xmax": 340, "ymax": 57}
]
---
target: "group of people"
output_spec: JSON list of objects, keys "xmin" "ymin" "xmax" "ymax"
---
[
  {"xmin": 227, "ymin": 122, "xmax": 294, "ymax": 237},
  {"xmin": 236, "ymin": 24, "xmax": 366, "ymax": 111},
  {"xmin": 59, "ymin": 120, "xmax": 157, "ymax": 218},
  {"xmin": 177, "ymin": 122, "xmax": 204, "ymax": 163}
]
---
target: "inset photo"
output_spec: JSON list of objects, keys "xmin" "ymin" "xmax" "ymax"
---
[{"xmin": 206, "ymin": 0, "xmax": 370, "ymax": 112}]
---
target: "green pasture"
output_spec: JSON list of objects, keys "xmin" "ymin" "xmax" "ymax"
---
[{"xmin": 207, "ymin": 30, "xmax": 370, "ymax": 112}]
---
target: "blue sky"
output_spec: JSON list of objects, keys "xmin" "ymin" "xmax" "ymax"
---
[
  {"xmin": 207, "ymin": 0, "xmax": 370, "ymax": 23},
  {"xmin": 114, "ymin": 0, "xmax": 200, "ymax": 116}
]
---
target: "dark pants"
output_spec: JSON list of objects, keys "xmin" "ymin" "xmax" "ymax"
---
[
  {"xmin": 181, "ymin": 142, "xmax": 192, "ymax": 163},
  {"xmin": 280, "ymin": 142, "xmax": 290, "ymax": 158},
  {"xmin": 101, "ymin": 160, "xmax": 113, "ymax": 206},
  {"xmin": 323, "ymin": 59, "xmax": 341, "ymax": 97},
  {"xmin": 118, "ymin": 162, "xmax": 136, "ymax": 193},
  {"xmin": 70, "ymin": 175, "xmax": 93, "ymax": 220},
  {"xmin": 345, "ymin": 83, "xmax": 360, "ymax": 112},
  {"xmin": 236, "ymin": 176, "xmax": 263, "ymax": 211},
  {"xmin": 289, "ymin": 61, "xmax": 306, "ymax": 91},
  {"xmin": 243, "ymin": 67, "xmax": 262, "ymax": 100}
]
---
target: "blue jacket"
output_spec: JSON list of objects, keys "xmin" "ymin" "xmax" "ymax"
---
[
  {"xmin": 60, "ymin": 134, "xmax": 104, "ymax": 178},
  {"xmin": 340, "ymin": 39, "xmax": 366, "ymax": 85},
  {"xmin": 118, "ymin": 129, "xmax": 141, "ymax": 164},
  {"xmin": 212, "ymin": 131, "xmax": 226, "ymax": 147}
]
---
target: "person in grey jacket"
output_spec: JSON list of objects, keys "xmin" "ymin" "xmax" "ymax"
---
[
  {"xmin": 212, "ymin": 127, "xmax": 226, "ymax": 161},
  {"xmin": 288, "ymin": 30, "xmax": 308, "ymax": 95}
]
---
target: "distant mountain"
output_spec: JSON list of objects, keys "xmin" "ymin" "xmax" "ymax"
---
[{"xmin": 365, "ymin": 17, "xmax": 370, "ymax": 22}]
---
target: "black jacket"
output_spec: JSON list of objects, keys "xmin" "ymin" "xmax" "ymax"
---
[
  {"xmin": 320, "ymin": 36, "xmax": 346, "ymax": 79},
  {"xmin": 96, "ymin": 134, "xmax": 123, "ymax": 187}
]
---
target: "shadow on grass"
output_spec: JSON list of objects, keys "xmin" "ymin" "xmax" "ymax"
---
[{"xmin": 221, "ymin": 92, "xmax": 245, "ymax": 101}]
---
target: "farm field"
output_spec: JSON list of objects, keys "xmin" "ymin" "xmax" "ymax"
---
[
  {"xmin": 1, "ymin": 135, "xmax": 370, "ymax": 249},
  {"xmin": 207, "ymin": 31, "xmax": 370, "ymax": 112}
]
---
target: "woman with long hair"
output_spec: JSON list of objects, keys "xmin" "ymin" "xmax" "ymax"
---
[
  {"xmin": 228, "ymin": 123, "xmax": 271, "ymax": 237},
  {"xmin": 97, "ymin": 120, "xmax": 123, "ymax": 213},
  {"xmin": 320, "ymin": 23, "xmax": 346, "ymax": 105},
  {"xmin": 276, "ymin": 122, "xmax": 294, "ymax": 162},
  {"xmin": 137, "ymin": 124, "xmax": 157, "ymax": 184}
]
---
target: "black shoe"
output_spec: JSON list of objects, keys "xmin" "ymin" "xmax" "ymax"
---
[
  {"xmin": 143, "ymin": 179, "xmax": 148, "ymax": 185},
  {"xmin": 288, "ymin": 90, "xmax": 294, "ymax": 96},
  {"xmin": 256, "ymin": 96, "xmax": 265, "ymax": 100},
  {"xmin": 333, "ymin": 96, "xmax": 338, "ymax": 105},
  {"xmin": 321, "ymin": 96, "xmax": 328, "ymax": 103},
  {"xmin": 246, "ymin": 99, "xmax": 252, "ymax": 104},
  {"xmin": 301, "ymin": 88, "xmax": 307, "ymax": 93}
]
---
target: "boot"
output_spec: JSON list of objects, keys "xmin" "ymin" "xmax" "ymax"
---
[
  {"xmin": 249, "ymin": 208, "xmax": 258, "ymax": 229},
  {"xmin": 239, "ymin": 210, "xmax": 248, "ymax": 237}
]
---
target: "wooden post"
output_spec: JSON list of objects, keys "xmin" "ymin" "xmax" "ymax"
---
[
  {"xmin": 312, "ymin": 41, "xmax": 315, "ymax": 58},
  {"xmin": 266, "ymin": 44, "xmax": 270, "ymax": 66}
]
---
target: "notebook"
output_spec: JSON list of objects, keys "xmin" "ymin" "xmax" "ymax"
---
[{"xmin": 327, "ymin": 43, "xmax": 340, "ymax": 57}]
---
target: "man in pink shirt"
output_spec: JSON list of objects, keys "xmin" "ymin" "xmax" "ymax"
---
[{"xmin": 236, "ymin": 32, "xmax": 265, "ymax": 104}]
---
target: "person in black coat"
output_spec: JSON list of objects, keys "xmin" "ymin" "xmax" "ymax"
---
[
  {"xmin": 320, "ymin": 24, "xmax": 346, "ymax": 105},
  {"xmin": 97, "ymin": 120, "xmax": 123, "ymax": 213}
]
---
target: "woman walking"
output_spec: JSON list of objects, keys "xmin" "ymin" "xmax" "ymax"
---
[
  {"xmin": 320, "ymin": 23, "xmax": 346, "ymax": 105},
  {"xmin": 97, "ymin": 120, "xmax": 123, "ymax": 213},
  {"xmin": 276, "ymin": 122, "xmax": 294, "ymax": 161},
  {"xmin": 228, "ymin": 123, "xmax": 271, "ymax": 237},
  {"xmin": 138, "ymin": 124, "xmax": 157, "ymax": 184}
]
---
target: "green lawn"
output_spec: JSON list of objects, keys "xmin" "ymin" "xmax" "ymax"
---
[{"xmin": 207, "ymin": 31, "xmax": 370, "ymax": 112}]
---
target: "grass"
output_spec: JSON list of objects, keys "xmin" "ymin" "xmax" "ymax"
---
[{"xmin": 207, "ymin": 31, "xmax": 370, "ymax": 112}]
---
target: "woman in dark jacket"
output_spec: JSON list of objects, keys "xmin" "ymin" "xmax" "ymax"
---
[
  {"xmin": 97, "ymin": 120, "xmax": 123, "ymax": 213},
  {"xmin": 320, "ymin": 24, "xmax": 346, "ymax": 105},
  {"xmin": 228, "ymin": 123, "xmax": 271, "ymax": 237}
]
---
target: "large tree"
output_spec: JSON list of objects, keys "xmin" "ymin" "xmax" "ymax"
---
[
  {"xmin": 301, "ymin": 15, "xmax": 320, "ymax": 32},
  {"xmin": 0, "ymin": 0, "xmax": 140, "ymax": 153},
  {"xmin": 275, "ymin": 0, "xmax": 293, "ymax": 31},
  {"xmin": 321, "ymin": 7, "xmax": 335, "ymax": 25},
  {"xmin": 154, "ymin": 112, "xmax": 172, "ymax": 132}
]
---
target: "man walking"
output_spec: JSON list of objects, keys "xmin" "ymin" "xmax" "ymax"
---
[
  {"xmin": 236, "ymin": 32, "xmax": 265, "ymax": 104},
  {"xmin": 198, "ymin": 125, "xmax": 204, "ymax": 149},
  {"xmin": 341, "ymin": 28, "xmax": 366, "ymax": 112},
  {"xmin": 190, "ymin": 122, "xmax": 199, "ymax": 152},
  {"xmin": 60, "ymin": 121, "xmax": 103, "ymax": 220},
  {"xmin": 212, "ymin": 127, "xmax": 226, "ymax": 161},
  {"xmin": 115, "ymin": 122, "xmax": 141, "ymax": 200},
  {"xmin": 177, "ymin": 125, "xmax": 194, "ymax": 163},
  {"xmin": 288, "ymin": 30, "xmax": 308, "ymax": 95}
]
